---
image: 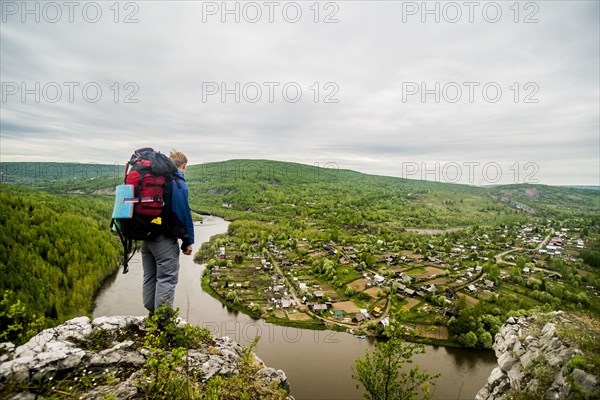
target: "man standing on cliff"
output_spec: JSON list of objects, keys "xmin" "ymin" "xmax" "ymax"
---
[{"xmin": 141, "ymin": 150, "xmax": 195, "ymax": 316}]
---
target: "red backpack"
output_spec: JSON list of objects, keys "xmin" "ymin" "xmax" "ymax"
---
[{"xmin": 125, "ymin": 149, "xmax": 172, "ymax": 218}]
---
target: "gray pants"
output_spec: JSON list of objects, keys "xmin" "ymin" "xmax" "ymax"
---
[{"xmin": 141, "ymin": 234, "xmax": 180, "ymax": 314}]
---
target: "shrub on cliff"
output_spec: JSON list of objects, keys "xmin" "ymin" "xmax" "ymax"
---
[{"xmin": 352, "ymin": 319, "xmax": 440, "ymax": 400}]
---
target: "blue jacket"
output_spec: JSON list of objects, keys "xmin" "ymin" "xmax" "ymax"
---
[{"xmin": 171, "ymin": 170, "xmax": 194, "ymax": 246}]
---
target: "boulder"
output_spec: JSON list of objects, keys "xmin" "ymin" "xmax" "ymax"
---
[
  {"xmin": 498, "ymin": 351, "xmax": 518, "ymax": 372},
  {"xmin": 507, "ymin": 363, "xmax": 524, "ymax": 389},
  {"xmin": 541, "ymin": 322, "xmax": 556, "ymax": 340},
  {"xmin": 520, "ymin": 348, "xmax": 540, "ymax": 369},
  {"xmin": 568, "ymin": 369, "xmax": 598, "ymax": 397},
  {"xmin": 486, "ymin": 366, "xmax": 506, "ymax": 387}
]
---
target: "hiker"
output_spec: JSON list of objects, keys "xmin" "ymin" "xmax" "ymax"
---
[{"xmin": 141, "ymin": 150, "xmax": 195, "ymax": 316}]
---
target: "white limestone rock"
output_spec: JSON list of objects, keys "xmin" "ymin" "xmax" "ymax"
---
[{"xmin": 1, "ymin": 315, "xmax": 291, "ymax": 399}]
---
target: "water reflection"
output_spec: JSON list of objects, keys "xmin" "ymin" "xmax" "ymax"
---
[{"xmin": 444, "ymin": 346, "xmax": 496, "ymax": 370}]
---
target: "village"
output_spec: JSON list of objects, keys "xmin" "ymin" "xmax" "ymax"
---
[{"xmin": 204, "ymin": 222, "xmax": 594, "ymax": 342}]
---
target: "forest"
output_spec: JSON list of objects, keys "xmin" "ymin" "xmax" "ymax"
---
[{"xmin": 0, "ymin": 185, "xmax": 121, "ymax": 344}]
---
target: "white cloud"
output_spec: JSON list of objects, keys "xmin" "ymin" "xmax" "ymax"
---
[{"xmin": 1, "ymin": 1, "xmax": 598, "ymax": 185}]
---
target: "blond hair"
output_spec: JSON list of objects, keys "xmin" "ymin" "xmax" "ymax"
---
[{"xmin": 169, "ymin": 150, "xmax": 188, "ymax": 168}]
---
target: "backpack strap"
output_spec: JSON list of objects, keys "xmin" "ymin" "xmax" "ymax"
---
[
  {"xmin": 123, "ymin": 163, "xmax": 130, "ymax": 184},
  {"xmin": 110, "ymin": 219, "xmax": 138, "ymax": 274}
]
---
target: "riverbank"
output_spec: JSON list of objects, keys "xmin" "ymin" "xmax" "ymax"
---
[
  {"xmin": 201, "ymin": 266, "xmax": 464, "ymax": 346},
  {"xmin": 197, "ymin": 218, "xmax": 502, "ymax": 349},
  {"xmin": 201, "ymin": 273, "xmax": 331, "ymax": 332}
]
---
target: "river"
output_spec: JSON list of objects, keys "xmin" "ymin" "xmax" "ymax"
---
[{"xmin": 93, "ymin": 216, "xmax": 496, "ymax": 400}]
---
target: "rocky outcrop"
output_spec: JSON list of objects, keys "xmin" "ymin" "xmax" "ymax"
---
[
  {"xmin": 476, "ymin": 311, "xmax": 599, "ymax": 400},
  {"xmin": 0, "ymin": 316, "xmax": 291, "ymax": 399}
]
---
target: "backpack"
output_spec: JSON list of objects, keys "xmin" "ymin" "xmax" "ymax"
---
[{"xmin": 111, "ymin": 147, "xmax": 183, "ymax": 273}]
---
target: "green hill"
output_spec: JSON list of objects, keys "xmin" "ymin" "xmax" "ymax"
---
[
  {"xmin": 186, "ymin": 160, "xmax": 512, "ymax": 227},
  {"xmin": 3, "ymin": 159, "xmax": 599, "ymax": 228},
  {"xmin": 488, "ymin": 183, "xmax": 600, "ymax": 217},
  {"xmin": 0, "ymin": 162, "xmax": 121, "ymax": 192},
  {"xmin": 181, "ymin": 160, "xmax": 598, "ymax": 229},
  {"xmin": 172, "ymin": 155, "xmax": 596, "ymax": 228}
]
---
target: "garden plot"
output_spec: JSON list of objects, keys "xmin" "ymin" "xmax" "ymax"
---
[
  {"xmin": 363, "ymin": 287, "xmax": 382, "ymax": 298},
  {"xmin": 331, "ymin": 301, "xmax": 361, "ymax": 314},
  {"xmin": 348, "ymin": 278, "xmax": 369, "ymax": 292},
  {"xmin": 287, "ymin": 312, "xmax": 313, "ymax": 321},
  {"xmin": 318, "ymin": 283, "xmax": 344, "ymax": 301},
  {"xmin": 403, "ymin": 298, "xmax": 421, "ymax": 310},
  {"xmin": 459, "ymin": 293, "xmax": 480, "ymax": 306},
  {"xmin": 413, "ymin": 266, "xmax": 446, "ymax": 280},
  {"xmin": 415, "ymin": 325, "xmax": 449, "ymax": 340},
  {"xmin": 424, "ymin": 276, "xmax": 450, "ymax": 285}
]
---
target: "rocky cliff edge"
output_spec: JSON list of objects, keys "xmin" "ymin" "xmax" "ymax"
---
[
  {"xmin": 0, "ymin": 315, "xmax": 291, "ymax": 399},
  {"xmin": 476, "ymin": 311, "xmax": 599, "ymax": 400}
]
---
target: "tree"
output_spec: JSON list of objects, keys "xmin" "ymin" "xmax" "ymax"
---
[
  {"xmin": 352, "ymin": 323, "xmax": 440, "ymax": 400},
  {"xmin": 487, "ymin": 264, "xmax": 501, "ymax": 281},
  {"xmin": 456, "ymin": 295, "xmax": 467, "ymax": 310},
  {"xmin": 479, "ymin": 331, "xmax": 493, "ymax": 349},
  {"xmin": 0, "ymin": 290, "xmax": 45, "ymax": 345},
  {"xmin": 226, "ymin": 290, "xmax": 239, "ymax": 304},
  {"xmin": 249, "ymin": 303, "xmax": 262, "ymax": 314},
  {"xmin": 509, "ymin": 266, "xmax": 522, "ymax": 283},
  {"xmin": 458, "ymin": 331, "xmax": 478, "ymax": 348}
]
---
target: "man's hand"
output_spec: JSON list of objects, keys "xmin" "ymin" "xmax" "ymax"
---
[{"xmin": 183, "ymin": 245, "xmax": 193, "ymax": 255}]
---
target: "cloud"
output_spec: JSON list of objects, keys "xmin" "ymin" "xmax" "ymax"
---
[{"xmin": 0, "ymin": 1, "xmax": 598, "ymax": 185}]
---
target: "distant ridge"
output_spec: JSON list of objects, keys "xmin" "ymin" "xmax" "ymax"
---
[{"xmin": 561, "ymin": 185, "xmax": 600, "ymax": 191}]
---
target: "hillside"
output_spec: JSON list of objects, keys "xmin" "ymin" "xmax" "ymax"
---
[
  {"xmin": 0, "ymin": 186, "xmax": 121, "ymax": 344},
  {"xmin": 3, "ymin": 160, "xmax": 598, "ymax": 226},
  {"xmin": 488, "ymin": 183, "xmax": 600, "ymax": 217},
  {"xmin": 0, "ymin": 162, "xmax": 120, "ymax": 194},
  {"xmin": 185, "ymin": 160, "xmax": 574, "ymax": 229}
]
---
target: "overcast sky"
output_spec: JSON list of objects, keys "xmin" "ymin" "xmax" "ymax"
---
[{"xmin": 1, "ymin": 1, "xmax": 598, "ymax": 185}]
